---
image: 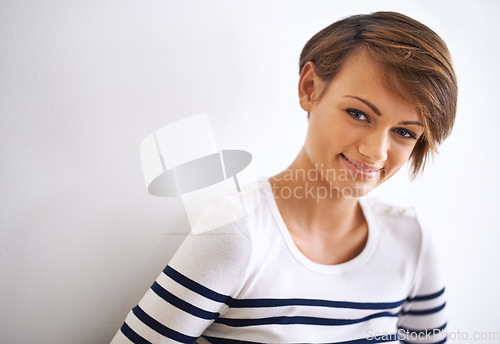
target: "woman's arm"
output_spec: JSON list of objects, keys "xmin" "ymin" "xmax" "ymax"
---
[
  {"xmin": 110, "ymin": 199, "xmax": 254, "ymax": 344},
  {"xmin": 397, "ymin": 226, "xmax": 447, "ymax": 343}
]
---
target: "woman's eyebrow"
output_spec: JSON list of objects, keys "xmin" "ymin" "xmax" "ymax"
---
[
  {"xmin": 399, "ymin": 121, "xmax": 423, "ymax": 127},
  {"xmin": 344, "ymin": 95, "xmax": 382, "ymax": 116},
  {"xmin": 344, "ymin": 95, "xmax": 423, "ymax": 126}
]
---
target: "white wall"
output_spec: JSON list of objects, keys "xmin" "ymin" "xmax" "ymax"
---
[{"xmin": 1, "ymin": 1, "xmax": 499, "ymax": 343}]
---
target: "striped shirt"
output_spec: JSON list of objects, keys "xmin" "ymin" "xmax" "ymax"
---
[{"xmin": 111, "ymin": 178, "xmax": 447, "ymax": 344}]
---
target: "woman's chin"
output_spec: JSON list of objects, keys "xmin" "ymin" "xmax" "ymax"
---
[{"xmin": 336, "ymin": 183, "xmax": 376, "ymax": 198}]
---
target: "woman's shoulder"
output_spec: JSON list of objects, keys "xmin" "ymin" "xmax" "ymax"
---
[
  {"xmin": 360, "ymin": 195, "xmax": 425, "ymax": 251},
  {"xmin": 361, "ymin": 195, "xmax": 418, "ymax": 220},
  {"xmin": 168, "ymin": 178, "xmax": 275, "ymax": 289},
  {"xmin": 186, "ymin": 176, "xmax": 276, "ymax": 244}
]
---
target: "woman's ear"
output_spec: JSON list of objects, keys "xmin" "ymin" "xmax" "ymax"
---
[{"xmin": 298, "ymin": 61, "xmax": 323, "ymax": 112}]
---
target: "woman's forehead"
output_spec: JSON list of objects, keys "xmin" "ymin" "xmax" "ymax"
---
[{"xmin": 326, "ymin": 52, "xmax": 421, "ymax": 121}]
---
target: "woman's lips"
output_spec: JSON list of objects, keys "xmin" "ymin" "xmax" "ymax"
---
[{"xmin": 340, "ymin": 153, "xmax": 383, "ymax": 178}]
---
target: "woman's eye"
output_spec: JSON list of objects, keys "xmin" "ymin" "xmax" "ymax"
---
[
  {"xmin": 393, "ymin": 128, "xmax": 417, "ymax": 139},
  {"xmin": 347, "ymin": 109, "xmax": 369, "ymax": 122}
]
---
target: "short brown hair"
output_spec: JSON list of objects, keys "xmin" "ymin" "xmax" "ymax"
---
[{"xmin": 299, "ymin": 11, "xmax": 457, "ymax": 177}]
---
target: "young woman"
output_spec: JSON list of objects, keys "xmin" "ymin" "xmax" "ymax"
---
[{"xmin": 111, "ymin": 11, "xmax": 457, "ymax": 344}]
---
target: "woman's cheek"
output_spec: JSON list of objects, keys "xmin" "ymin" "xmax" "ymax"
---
[
  {"xmin": 391, "ymin": 142, "xmax": 414, "ymax": 167},
  {"xmin": 332, "ymin": 125, "xmax": 363, "ymax": 149}
]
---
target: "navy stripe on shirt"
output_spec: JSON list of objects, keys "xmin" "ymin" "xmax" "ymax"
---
[
  {"xmin": 398, "ymin": 322, "xmax": 447, "ymax": 334},
  {"xmin": 202, "ymin": 334, "xmax": 399, "ymax": 344},
  {"xmin": 230, "ymin": 297, "xmax": 404, "ymax": 310},
  {"xmin": 400, "ymin": 338, "xmax": 447, "ymax": 344},
  {"xmin": 164, "ymin": 266, "xmax": 234, "ymax": 304},
  {"xmin": 398, "ymin": 323, "xmax": 447, "ymax": 344},
  {"xmin": 201, "ymin": 335, "xmax": 261, "ymax": 344},
  {"xmin": 120, "ymin": 322, "xmax": 152, "ymax": 344},
  {"xmin": 400, "ymin": 302, "xmax": 446, "ymax": 316},
  {"xmin": 214, "ymin": 311, "xmax": 398, "ymax": 327},
  {"xmin": 151, "ymin": 281, "xmax": 220, "ymax": 320},
  {"xmin": 132, "ymin": 305, "xmax": 198, "ymax": 343},
  {"xmin": 406, "ymin": 287, "xmax": 445, "ymax": 302},
  {"xmin": 165, "ymin": 265, "xmax": 407, "ymax": 312}
]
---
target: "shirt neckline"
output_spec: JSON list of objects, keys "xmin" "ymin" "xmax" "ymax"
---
[{"xmin": 260, "ymin": 177, "xmax": 378, "ymax": 274}]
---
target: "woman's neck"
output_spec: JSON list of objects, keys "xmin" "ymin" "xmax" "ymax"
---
[{"xmin": 268, "ymin": 148, "xmax": 368, "ymax": 249}]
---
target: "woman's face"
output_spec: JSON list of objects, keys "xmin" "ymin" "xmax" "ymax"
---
[{"xmin": 299, "ymin": 50, "xmax": 424, "ymax": 197}]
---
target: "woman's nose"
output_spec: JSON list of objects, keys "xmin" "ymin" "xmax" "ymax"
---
[{"xmin": 358, "ymin": 129, "xmax": 389, "ymax": 163}]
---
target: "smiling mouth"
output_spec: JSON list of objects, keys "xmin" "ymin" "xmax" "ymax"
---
[{"xmin": 340, "ymin": 153, "xmax": 384, "ymax": 173}]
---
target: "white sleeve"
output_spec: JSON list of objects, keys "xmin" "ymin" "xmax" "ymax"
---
[
  {"xmin": 110, "ymin": 198, "xmax": 254, "ymax": 344},
  {"xmin": 397, "ymin": 223, "xmax": 447, "ymax": 344}
]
